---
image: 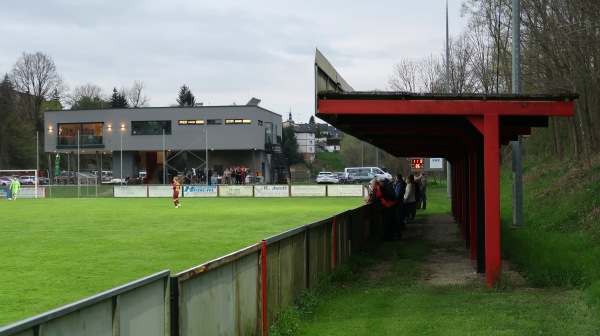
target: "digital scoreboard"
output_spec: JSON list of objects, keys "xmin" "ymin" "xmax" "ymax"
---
[
  {"xmin": 411, "ymin": 158, "xmax": 425, "ymax": 169},
  {"xmin": 410, "ymin": 158, "xmax": 445, "ymax": 171}
]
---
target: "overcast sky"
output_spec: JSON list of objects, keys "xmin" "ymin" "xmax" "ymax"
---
[{"xmin": 0, "ymin": 0, "xmax": 467, "ymax": 124}]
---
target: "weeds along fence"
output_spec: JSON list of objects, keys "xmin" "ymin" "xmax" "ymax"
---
[{"xmin": 0, "ymin": 204, "xmax": 379, "ymax": 336}]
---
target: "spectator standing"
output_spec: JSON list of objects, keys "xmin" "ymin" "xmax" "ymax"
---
[
  {"xmin": 418, "ymin": 172, "xmax": 428, "ymax": 210},
  {"xmin": 393, "ymin": 174, "xmax": 406, "ymax": 231},
  {"xmin": 375, "ymin": 178, "xmax": 399, "ymax": 241},
  {"xmin": 414, "ymin": 174, "xmax": 422, "ymax": 209},
  {"xmin": 224, "ymin": 168, "xmax": 231, "ymax": 185},
  {"xmin": 404, "ymin": 175, "xmax": 417, "ymax": 220}
]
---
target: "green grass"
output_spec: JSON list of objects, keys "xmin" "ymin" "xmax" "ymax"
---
[
  {"xmin": 273, "ymin": 182, "xmax": 600, "ymax": 335},
  {"xmin": 0, "ymin": 196, "xmax": 363, "ymax": 326}
]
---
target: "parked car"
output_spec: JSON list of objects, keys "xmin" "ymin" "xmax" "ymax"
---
[
  {"xmin": 18, "ymin": 176, "xmax": 37, "ymax": 185},
  {"xmin": 38, "ymin": 177, "xmax": 50, "ymax": 185},
  {"xmin": 345, "ymin": 172, "xmax": 375, "ymax": 184},
  {"xmin": 343, "ymin": 167, "xmax": 392, "ymax": 181},
  {"xmin": 316, "ymin": 172, "xmax": 338, "ymax": 184},
  {"xmin": 333, "ymin": 172, "xmax": 345, "ymax": 183},
  {"xmin": 0, "ymin": 176, "xmax": 11, "ymax": 186}
]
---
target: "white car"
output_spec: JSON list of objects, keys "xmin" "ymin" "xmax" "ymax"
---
[
  {"xmin": 18, "ymin": 176, "xmax": 37, "ymax": 185},
  {"xmin": 0, "ymin": 176, "xmax": 12, "ymax": 186},
  {"xmin": 316, "ymin": 172, "xmax": 338, "ymax": 184}
]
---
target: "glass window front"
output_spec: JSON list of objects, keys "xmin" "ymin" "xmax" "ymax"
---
[
  {"xmin": 58, "ymin": 123, "xmax": 103, "ymax": 146},
  {"xmin": 179, "ymin": 120, "xmax": 204, "ymax": 125},
  {"xmin": 225, "ymin": 119, "xmax": 251, "ymax": 124},
  {"xmin": 132, "ymin": 121, "xmax": 171, "ymax": 135}
]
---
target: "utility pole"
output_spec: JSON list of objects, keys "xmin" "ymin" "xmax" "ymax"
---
[{"xmin": 512, "ymin": 0, "xmax": 524, "ymax": 227}]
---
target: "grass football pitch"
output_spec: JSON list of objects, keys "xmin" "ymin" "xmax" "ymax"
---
[{"xmin": 0, "ymin": 196, "xmax": 363, "ymax": 326}]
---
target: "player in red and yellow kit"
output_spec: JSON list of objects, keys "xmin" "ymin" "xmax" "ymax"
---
[{"xmin": 173, "ymin": 177, "xmax": 181, "ymax": 208}]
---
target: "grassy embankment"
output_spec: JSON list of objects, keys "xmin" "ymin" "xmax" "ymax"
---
[{"xmin": 271, "ymin": 160, "xmax": 600, "ymax": 335}]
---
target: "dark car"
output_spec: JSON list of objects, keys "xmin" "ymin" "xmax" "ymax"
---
[{"xmin": 345, "ymin": 172, "xmax": 375, "ymax": 184}]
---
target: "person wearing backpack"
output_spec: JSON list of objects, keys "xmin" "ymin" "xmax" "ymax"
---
[{"xmin": 375, "ymin": 178, "xmax": 399, "ymax": 241}]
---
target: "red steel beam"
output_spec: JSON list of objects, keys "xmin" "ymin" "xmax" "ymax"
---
[{"xmin": 318, "ymin": 99, "xmax": 575, "ymax": 117}]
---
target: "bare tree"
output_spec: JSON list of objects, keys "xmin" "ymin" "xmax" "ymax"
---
[
  {"xmin": 67, "ymin": 83, "xmax": 106, "ymax": 108},
  {"xmin": 127, "ymin": 80, "xmax": 149, "ymax": 108},
  {"xmin": 387, "ymin": 58, "xmax": 421, "ymax": 92},
  {"xmin": 9, "ymin": 51, "xmax": 67, "ymax": 131}
]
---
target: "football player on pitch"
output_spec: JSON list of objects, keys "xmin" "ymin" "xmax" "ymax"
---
[{"xmin": 173, "ymin": 176, "xmax": 181, "ymax": 208}]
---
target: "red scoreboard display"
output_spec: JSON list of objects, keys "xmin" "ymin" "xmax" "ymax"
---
[{"xmin": 411, "ymin": 158, "xmax": 425, "ymax": 169}]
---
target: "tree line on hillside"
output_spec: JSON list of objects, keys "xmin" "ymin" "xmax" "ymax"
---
[
  {"xmin": 386, "ymin": 0, "xmax": 599, "ymax": 165},
  {"xmin": 338, "ymin": 0, "xmax": 599, "ymax": 172}
]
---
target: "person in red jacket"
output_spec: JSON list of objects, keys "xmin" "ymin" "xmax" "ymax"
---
[
  {"xmin": 173, "ymin": 176, "xmax": 181, "ymax": 208},
  {"xmin": 368, "ymin": 178, "xmax": 399, "ymax": 241}
]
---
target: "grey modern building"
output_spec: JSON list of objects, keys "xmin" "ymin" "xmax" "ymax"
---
[{"xmin": 44, "ymin": 104, "xmax": 284, "ymax": 183}]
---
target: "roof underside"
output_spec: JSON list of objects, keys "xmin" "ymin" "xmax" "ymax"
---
[{"xmin": 316, "ymin": 91, "xmax": 577, "ymax": 161}]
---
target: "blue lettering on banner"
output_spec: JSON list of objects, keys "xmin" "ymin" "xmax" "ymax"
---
[
  {"xmin": 0, "ymin": 187, "xmax": 10, "ymax": 198},
  {"xmin": 184, "ymin": 186, "xmax": 217, "ymax": 193}
]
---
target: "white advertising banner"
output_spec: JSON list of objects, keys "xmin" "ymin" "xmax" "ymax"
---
[
  {"xmin": 327, "ymin": 184, "xmax": 364, "ymax": 197},
  {"xmin": 291, "ymin": 185, "xmax": 326, "ymax": 197},
  {"xmin": 17, "ymin": 187, "xmax": 46, "ymax": 199},
  {"xmin": 253, "ymin": 185, "xmax": 289, "ymax": 197},
  {"xmin": 114, "ymin": 186, "xmax": 147, "ymax": 197},
  {"xmin": 220, "ymin": 185, "xmax": 254, "ymax": 197},
  {"xmin": 148, "ymin": 185, "xmax": 173, "ymax": 197},
  {"xmin": 430, "ymin": 158, "xmax": 444, "ymax": 169},
  {"xmin": 183, "ymin": 185, "xmax": 218, "ymax": 197}
]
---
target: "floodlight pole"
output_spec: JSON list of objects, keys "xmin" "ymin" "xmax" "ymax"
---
[
  {"xmin": 445, "ymin": 0, "xmax": 452, "ymax": 197},
  {"xmin": 512, "ymin": 0, "xmax": 523, "ymax": 227},
  {"xmin": 204, "ymin": 128, "xmax": 208, "ymax": 181},
  {"xmin": 120, "ymin": 126, "xmax": 124, "ymax": 185},
  {"xmin": 77, "ymin": 130, "xmax": 80, "ymax": 197},
  {"xmin": 163, "ymin": 129, "xmax": 166, "ymax": 185}
]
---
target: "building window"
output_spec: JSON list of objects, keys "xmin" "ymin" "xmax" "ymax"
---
[
  {"xmin": 225, "ymin": 119, "xmax": 251, "ymax": 124},
  {"xmin": 58, "ymin": 122, "xmax": 104, "ymax": 146},
  {"xmin": 132, "ymin": 120, "xmax": 171, "ymax": 135},
  {"xmin": 309, "ymin": 140, "xmax": 313, "ymax": 145},
  {"xmin": 207, "ymin": 119, "xmax": 222, "ymax": 125},
  {"xmin": 258, "ymin": 120, "xmax": 263, "ymax": 126},
  {"xmin": 178, "ymin": 120, "xmax": 205, "ymax": 125}
]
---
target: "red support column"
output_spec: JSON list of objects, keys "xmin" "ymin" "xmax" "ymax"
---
[
  {"xmin": 460, "ymin": 159, "xmax": 467, "ymax": 239},
  {"xmin": 469, "ymin": 149, "xmax": 478, "ymax": 261},
  {"xmin": 484, "ymin": 114, "xmax": 501, "ymax": 286}
]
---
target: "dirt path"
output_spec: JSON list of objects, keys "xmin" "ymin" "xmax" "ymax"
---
[
  {"xmin": 400, "ymin": 214, "xmax": 525, "ymax": 286},
  {"xmin": 411, "ymin": 214, "xmax": 482, "ymax": 286}
]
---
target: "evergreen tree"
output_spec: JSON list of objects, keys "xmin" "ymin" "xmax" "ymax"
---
[
  {"xmin": 0, "ymin": 75, "xmax": 36, "ymax": 168},
  {"xmin": 282, "ymin": 125, "xmax": 303, "ymax": 165},
  {"xmin": 110, "ymin": 87, "xmax": 129, "ymax": 108},
  {"xmin": 176, "ymin": 85, "xmax": 196, "ymax": 107},
  {"xmin": 309, "ymin": 115, "xmax": 315, "ymax": 124}
]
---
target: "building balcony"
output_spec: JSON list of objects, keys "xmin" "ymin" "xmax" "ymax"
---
[{"xmin": 56, "ymin": 135, "xmax": 105, "ymax": 149}]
